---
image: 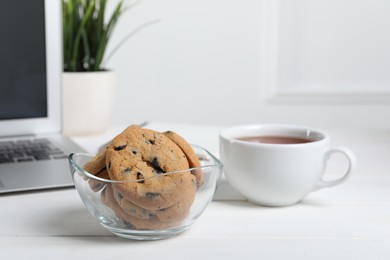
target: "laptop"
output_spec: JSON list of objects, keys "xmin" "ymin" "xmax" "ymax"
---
[{"xmin": 0, "ymin": 0, "xmax": 86, "ymax": 193}]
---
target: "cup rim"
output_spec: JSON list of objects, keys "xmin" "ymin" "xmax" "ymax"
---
[
  {"xmin": 69, "ymin": 144, "xmax": 223, "ymax": 183},
  {"xmin": 219, "ymin": 124, "xmax": 329, "ymax": 147}
]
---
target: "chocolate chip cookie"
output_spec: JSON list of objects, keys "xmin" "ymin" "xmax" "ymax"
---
[
  {"xmin": 163, "ymin": 130, "xmax": 204, "ymax": 187},
  {"xmin": 106, "ymin": 125, "xmax": 197, "ymax": 210}
]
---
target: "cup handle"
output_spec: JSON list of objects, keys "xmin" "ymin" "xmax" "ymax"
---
[{"xmin": 314, "ymin": 147, "xmax": 356, "ymax": 191}]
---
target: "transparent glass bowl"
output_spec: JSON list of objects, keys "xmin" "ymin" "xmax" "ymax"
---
[{"xmin": 68, "ymin": 145, "xmax": 222, "ymax": 240}]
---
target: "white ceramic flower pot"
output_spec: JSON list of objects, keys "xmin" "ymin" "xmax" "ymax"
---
[{"xmin": 62, "ymin": 71, "xmax": 116, "ymax": 136}]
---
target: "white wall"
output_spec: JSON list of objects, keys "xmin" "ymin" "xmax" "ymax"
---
[{"xmin": 105, "ymin": 0, "xmax": 390, "ymax": 129}]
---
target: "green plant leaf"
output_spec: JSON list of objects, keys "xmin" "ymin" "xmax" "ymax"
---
[
  {"xmin": 94, "ymin": 0, "xmax": 123, "ymax": 71},
  {"xmin": 69, "ymin": 0, "xmax": 96, "ymax": 71},
  {"xmin": 63, "ymin": 0, "xmax": 143, "ymax": 72}
]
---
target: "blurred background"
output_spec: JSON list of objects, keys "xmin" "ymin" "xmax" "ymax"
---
[{"xmin": 104, "ymin": 0, "xmax": 390, "ymax": 129}]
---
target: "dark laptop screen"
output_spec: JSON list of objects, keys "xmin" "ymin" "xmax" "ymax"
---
[{"xmin": 0, "ymin": 0, "xmax": 47, "ymax": 120}]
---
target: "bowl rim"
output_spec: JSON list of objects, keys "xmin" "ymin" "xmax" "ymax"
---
[{"xmin": 68, "ymin": 144, "xmax": 223, "ymax": 183}]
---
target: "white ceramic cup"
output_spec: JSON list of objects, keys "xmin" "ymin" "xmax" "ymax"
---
[{"xmin": 219, "ymin": 124, "xmax": 356, "ymax": 206}]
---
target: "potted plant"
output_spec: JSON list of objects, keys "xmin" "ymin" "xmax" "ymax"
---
[{"xmin": 62, "ymin": 0, "xmax": 127, "ymax": 135}]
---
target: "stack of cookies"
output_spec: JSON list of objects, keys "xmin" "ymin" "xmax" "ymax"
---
[{"xmin": 83, "ymin": 125, "xmax": 204, "ymax": 230}]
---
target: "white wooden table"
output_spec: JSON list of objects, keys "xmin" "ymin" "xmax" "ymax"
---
[{"xmin": 1, "ymin": 122, "xmax": 389, "ymax": 259}]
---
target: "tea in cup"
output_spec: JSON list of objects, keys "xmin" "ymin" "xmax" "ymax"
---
[{"xmin": 219, "ymin": 124, "xmax": 356, "ymax": 206}]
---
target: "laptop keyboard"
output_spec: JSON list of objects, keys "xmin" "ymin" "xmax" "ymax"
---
[{"xmin": 0, "ymin": 138, "xmax": 68, "ymax": 164}]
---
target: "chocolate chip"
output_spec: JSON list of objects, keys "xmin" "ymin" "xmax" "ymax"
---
[
  {"xmin": 149, "ymin": 157, "xmax": 165, "ymax": 174},
  {"xmin": 145, "ymin": 192, "xmax": 160, "ymax": 200},
  {"xmin": 114, "ymin": 143, "xmax": 127, "ymax": 151},
  {"xmin": 137, "ymin": 172, "xmax": 145, "ymax": 183},
  {"xmin": 132, "ymin": 150, "xmax": 137, "ymax": 155},
  {"xmin": 144, "ymin": 139, "xmax": 155, "ymax": 145},
  {"xmin": 123, "ymin": 221, "xmax": 136, "ymax": 229},
  {"xmin": 108, "ymin": 162, "xmax": 111, "ymax": 169},
  {"xmin": 124, "ymin": 167, "xmax": 131, "ymax": 173}
]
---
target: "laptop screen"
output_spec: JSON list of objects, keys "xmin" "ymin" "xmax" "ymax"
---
[
  {"xmin": 0, "ymin": 0, "xmax": 47, "ymax": 120},
  {"xmin": 0, "ymin": 0, "xmax": 61, "ymax": 136}
]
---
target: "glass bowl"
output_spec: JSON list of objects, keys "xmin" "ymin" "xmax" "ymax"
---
[{"xmin": 68, "ymin": 144, "xmax": 222, "ymax": 240}]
